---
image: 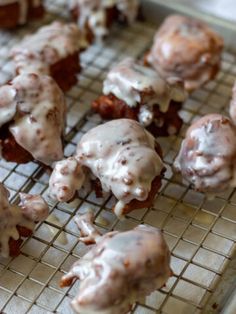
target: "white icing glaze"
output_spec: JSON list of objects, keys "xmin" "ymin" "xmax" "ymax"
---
[
  {"xmin": 138, "ymin": 105, "xmax": 154, "ymax": 127},
  {"xmin": 0, "ymin": 0, "xmax": 41, "ymax": 24},
  {"xmin": 147, "ymin": 15, "xmax": 223, "ymax": 92},
  {"xmin": 0, "ymin": 73, "xmax": 66, "ymax": 165},
  {"xmin": 61, "ymin": 212, "xmax": 171, "ymax": 314},
  {"xmin": 174, "ymin": 114, "xmax": 236, "ymax": 193},
  {"xmin": 69, "ymin": 0, "xmax": 139, "ymax": 40},
  {"xmin": 49, "ymin": 119, "xmax": 164, "ymax": 217},
  {"xmin": 49, "ymin": 157, "xmax": 85, "ymax": 202},
  {"xmin": 103, "ymin": 58, "xmax": 186, "ymax": 124},
  {"xmin": 76, "ymin": 119, "xmax": 164, "ymax": 217},
  {"xmin": 0, "ymin": 183, "xmax": 49, "ymax": 258},
  {"xmin": 11, "ymin": 21, "xmax": 87, "ymax": 75}
]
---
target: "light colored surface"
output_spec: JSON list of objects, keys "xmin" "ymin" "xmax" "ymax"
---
[
  {"xmin": 154, "ymin": 0, "xmax": 236, "ymax": 23},
  {"xmin": 0, "ymin": 1, "xmax": 235, "ymax": 313}
]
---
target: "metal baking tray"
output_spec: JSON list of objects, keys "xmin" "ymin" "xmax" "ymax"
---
[{"xmin": 0, "ymin": 0, "xmax": 235, "ymax": 313}]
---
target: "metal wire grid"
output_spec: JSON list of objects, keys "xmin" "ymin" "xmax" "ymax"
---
[{"xmin": 0, "ymin": 2, "xmax": 236, "ymax": 314}]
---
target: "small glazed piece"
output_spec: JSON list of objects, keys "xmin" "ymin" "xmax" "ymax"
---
[
  {"xmin": 60, "ymin": 211, "xmax": 172, "ymax": 314},
  {"xmin": 49, "ymin": 119, "xmax": 165, "ymax": 217},
  {"xmin": 174, "ymin": 114, "xmax": 236, "ymax": 193},
  {"xmin": 0, "ymin": 183, "xmax": 49, "ymax": 258},
  {"xmin": 0, "ymin": 73, "xmax": 66, "ymax": 165},
  {"xmin": 11, "ymin": 21, "xmax": 87, "ymax": 91},
  {"xmin": 146, "ymin": 15, "xmax": 223, "ymax": 92},
  {"xmin": 93, "ymin": 57, "xmax": 187, "ymax": 136},
  {"xmin": 69, "ymin": 0, "xmax": 139, "ymax": 42},
  {"xmin": 0, "ymin": 0, "xmax": 44, "ymax": 28}
]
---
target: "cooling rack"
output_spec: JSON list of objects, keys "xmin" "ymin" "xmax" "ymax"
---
[{"xmin": 0, "ymin": 1, "xmax": 235, "ymax": 313}]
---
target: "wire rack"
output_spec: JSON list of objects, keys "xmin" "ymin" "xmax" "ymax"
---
[{"xmin": 0, "ymin": 1, "xmax": 236, "ymax": 314}]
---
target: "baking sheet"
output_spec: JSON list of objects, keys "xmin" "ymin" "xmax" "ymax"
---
[{"xmin": 0, "ymin": 1, "xmax": 235, "ymax": 313}]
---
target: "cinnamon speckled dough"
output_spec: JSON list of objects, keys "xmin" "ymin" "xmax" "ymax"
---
[
  {"xmin": 0, "ymin": 0, "xmax": 44, "ymax": 28},
  {"xmin": 0, "ymin": 183, "xmax": 49, "ymax": 258},
  {"xmin": 11, "ymin": 21, "xmax": 87, "ymax": 91},
  {"xmin": 147, "ymin": 15, "xmax": 223, "ymax": 92},
  {"xmin": 60, "ymin": 212, "xmax": 172, "ymax": 314},
  {"xmin": 0, "ymin": 73, "xmax": 66, "ymax": 165},
  {"xmin": 69, "ymin": 0, "xmax": 139, "ymax": 42},
  {"xmin": 49, "ymin": 119, "xmax": 165, "ymax": 217},
  {"xmin": 174, "ymin": 114, "xmax": 236, "ymax": 193},
  {"xmin": 93, "ymin": 57, "xmax": 187, "ymax": 136}
]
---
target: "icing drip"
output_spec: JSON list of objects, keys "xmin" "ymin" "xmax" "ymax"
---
[
  {"xmin": 49, "ymin": 119, "xmax": 164, "ymax": 217},
  {"xmin": 11, "ymin": 21, "xmax": 87, "ymax": 75},
  {"xmin": 69, "ymin": 0, "xmax": 139, "ymax": 40},
  {"xmin": 0, "ymin": 183, "xmax": 49, "ymax": 258},
  {"xmin": 60, "ymin": 212, "xmax": 171, "ymax": 314},
  {"xmin": 0, "ymin": 73, "xmax": 66, "ymax": 165},
  {"xmin": 49, "ymin": 157, "xmax": 85, "ymax": 202},
  {"xmin": 174, "ymin": 114, "xmax": 236, "ymax": 193},
  {"xmin": 103, "ymin": 58, "xmax": 186, "ymax": 124}
]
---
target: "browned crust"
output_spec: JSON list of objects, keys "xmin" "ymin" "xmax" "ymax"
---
[
  {"xmin": 28, "ymin": 0, "xmax": 44, "ymax": 20},
  {"xmin": 92, "ymin": 174, "xmax": 164, "ymax": 216},
  {"xmin": 8, "ymin": 226, "xmax": 33, "ymax": 257},
  {"xmin": 0, "ymin": 1, "xmax": 44, "ymax": 29},
  {"xmin": 50, "ymin": 52, "xmax": 81, "ymax": 92},
  {"xmin": 0, "ymin": 124, "xmax": 34, "ymax": 164},
  {"xmin": 0, "ymin": 3, "xmax": 20, "ymax": 28},
  {"xmin": 60, "ymin": 276, "xmax": 74, "ymax": 288},
  {"xmin": 92, "ymin": 93, "xmax": 183, "ymax": 136}
]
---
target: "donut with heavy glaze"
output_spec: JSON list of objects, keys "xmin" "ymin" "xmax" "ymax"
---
[
  {"xmin": 0, "ymin": 73, "xmax": 66, "ymax": 165},
  {"xmin": 49, "ymin": 119, "xmax": 165, "ymax": 217},
  {"xmin": 11, "ymin": 21, "xmax": 87, "ymax": 91},
  {"xmin": 93, "ymin": 57, "xmax": 187, "ymax": 136},
  {"xmin": 60, "ymin": 211, "xmax": 172, "ymax": 314},
  {"xmin": 69, "ymin": 0, "xmax": 139, "ymax": 42},
  {"xmin": 146, "ymin": 15, "xmax": 223, "ymax": 92},
  {"xmin": 174, "ymin": 114, "xmax": 236, "ymax": 193}
]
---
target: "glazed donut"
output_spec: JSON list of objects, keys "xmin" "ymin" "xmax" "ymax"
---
[
  {"xmin": 11, "ymin": 21, "xmax": 87, "ymax": 91},
  {"xmin": 49, "ymin": 119, "xmax": 165, "ymax": 217},
  {"xmin": 146, "ymin": 15, "xmax": 223, "ymax": 92},
  {"xmin": 0, "ymin": 183, "xmax": 49, "ymax": 258},
  {"xmin": 0, "ymin": 0, "xmax": 44, "ymax": 28},
  {"xmin": 93, "ymin": 57, "xmax": 187, "ymax": 136},
  {"xmin": 0, "ymin": 73, "xmax": 66, "ymax": 165},
  {"xmin": 174, "ymin": 114, "xmax": 236, "ymax": 193},
  {"xmin": 68, "ymin": 0, "xmax": 139, "ymax": 42},
  {"xmin": 60, "ymin": 211, "xmax": 172, "ymax": 314}
]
